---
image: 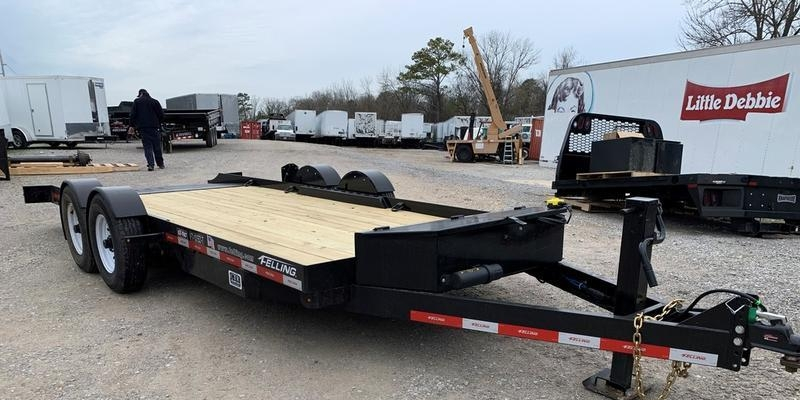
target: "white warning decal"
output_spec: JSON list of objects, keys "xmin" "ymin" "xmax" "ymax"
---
[{"xmin": 228, "ymin": 270, "xmax": 242, "ymax": 290}]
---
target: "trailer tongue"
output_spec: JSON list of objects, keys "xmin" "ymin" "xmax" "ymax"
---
[{"xmin": 23, "ymin": 164, "xmax": 799, "ymax": 399}]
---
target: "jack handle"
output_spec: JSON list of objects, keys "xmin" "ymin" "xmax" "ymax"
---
[{"xmin": 638, "ymin": 202, "xmax": 666, "ymax": 287}]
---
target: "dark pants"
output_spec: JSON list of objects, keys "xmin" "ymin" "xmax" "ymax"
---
[{"xmin": 139, "ymin": 127, "xmax": 163, "ymax": 168}]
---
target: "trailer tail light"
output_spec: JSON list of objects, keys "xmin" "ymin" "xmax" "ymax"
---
[{"xmin": 748, "ymin": 181, "xmax": 758, "ymax": 187}]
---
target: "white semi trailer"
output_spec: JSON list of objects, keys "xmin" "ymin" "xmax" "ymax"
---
[
  {"xmin": 315, "ymin": 110, "xmax": 348, "ymax": 143},
  {"xmin": 400, "ymin": 113, "xmax": 424, "ymax": 147},
  {"xmin": 288, "ymin": 109, "xmax": 317, "ymax": 142},
  {"xmin": 1, "ymin": 76, "xmax": 112, "ymax": 148},
  {"xmin": 353, "ymin": 112, "xmax": 378, "ymax": 146},
  {"xmin": 541, "ymin": 35, "xmax": 800, "ymax": 177}
]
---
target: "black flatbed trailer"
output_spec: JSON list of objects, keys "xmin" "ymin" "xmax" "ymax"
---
[
  {"xmin": 23, "ymin": 163, "xmax": 800, "ymax": 399},
  {"xmin": 552, "ymin": 113, "xmax": 800, "ymax": 234}
]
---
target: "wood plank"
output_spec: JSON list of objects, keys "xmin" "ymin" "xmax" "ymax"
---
[
  {"xmin": 564, "ymin": 198, "xmax": 623, "ymax": 213},
  {"xmin": 576, "ymin": 170, "xmax": 664, "ymax": 181},
  {"xmin": 10, "ymin": 162, "xmax": 140, "ymax": 175},
  {"xmin": 148, "ymin": 191, "xmax": 360, "ymax": 251},
  {"xmin": 139, "ymin": 186, "xmax": 442, "ymax": 265},
  {"xmin": 142, "ymin": 207, "xmax": 333, "ymax": 265},
  {"xmin": 197, "ymin": 188, "xmax": 435, "ymax": 227}
]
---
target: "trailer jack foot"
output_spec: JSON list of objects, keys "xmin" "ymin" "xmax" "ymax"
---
[{"xmin": 582, "ymin": 369, "xmax": 650, "ymax": 400}]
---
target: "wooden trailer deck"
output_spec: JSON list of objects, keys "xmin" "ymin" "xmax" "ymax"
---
[{"xmin": 140, "ymin": 186, "xmax": 442, "ymax": 266}]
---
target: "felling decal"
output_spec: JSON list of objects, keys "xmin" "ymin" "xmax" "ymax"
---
[{"xmin": 680, "ymin": 74, "xmax": 789, "ymax": 121}]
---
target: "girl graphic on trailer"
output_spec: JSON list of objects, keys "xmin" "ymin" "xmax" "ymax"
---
[{"xmin": 548, "ymin": 77, "xmax": 586, "ymax": 113}]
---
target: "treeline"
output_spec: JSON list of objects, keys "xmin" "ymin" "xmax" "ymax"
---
[{"xmin": 240, "ymin": 32, "xmax": 583, "ymax": 123}]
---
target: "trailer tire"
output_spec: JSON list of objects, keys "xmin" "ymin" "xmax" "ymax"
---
[
  {"xmin": 521, "ymin": 148, "xmax": 529, "ymax": 160},
  {"xmin": 60, "ymin": 186, "xmax": 97, "ymax": 273},
  {"xmin": 49, "ymin": 142, "xmax": 61, "ymax": 148},
  {"xmin": 66, "ymin": 142, "xmax": 78, "ymax": 149},
  {"xmin": 455, "ymin": 144, "xmax": 474, "ymax": 162},
  {"xmin": 12, "ymin": 129, "xmax": 28, "ymax": 149},
  {"xmin": 87, "ymin": 196, "xmax": 147, "ymax": 293},
  {"xmin": 205, "ymin": 133, "xmax": 214, "ymax": 148}
]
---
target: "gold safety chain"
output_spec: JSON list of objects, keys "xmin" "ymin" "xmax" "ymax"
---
[{"xmin": 632, "ymin": 299, "xmax": 691, "ymax": 400}]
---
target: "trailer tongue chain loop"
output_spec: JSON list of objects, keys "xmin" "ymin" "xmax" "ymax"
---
[{"xmin": 633, "ymin": 299, "xmax": 687, "ymax": 400}]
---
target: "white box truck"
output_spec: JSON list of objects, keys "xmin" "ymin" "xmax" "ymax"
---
[
  {"xmin": 400, "ymin": 113, "xmax": 424, "ymax": 147},
  {"xmin": 541, "ymin": 35, "xmax": 800, "ymax": 177},
  {"xmin": 288, "ymin": 109, "xmax": 317, "ymax": 142},
  {"xmin": 1, "ymin": 76, "xmax": 112, "ymax": 148},
  {"xmin": 315, "ymin": 110, "xmax": 348, "ymax": 143}
]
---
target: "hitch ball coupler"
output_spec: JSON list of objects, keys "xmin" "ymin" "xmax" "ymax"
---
[{"xmin": 780, "ymin": 356, "xmax": 799, "ymax": 373}]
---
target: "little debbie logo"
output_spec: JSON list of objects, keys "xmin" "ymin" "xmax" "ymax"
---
[{"xmin": 680, "ymin": 74, "xmax": 789, "ymax": 121}]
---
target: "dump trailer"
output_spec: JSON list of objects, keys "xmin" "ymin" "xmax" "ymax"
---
[
  {"xmin": 23, "ymin": 164, "xmax": 800, "ymax": 399},
  {"xmin": 108, "ymin": 101, "xmax": 221, "ymax": 152},
  {"xmin": 166, "ymin": 93, "xmax": 239, "ymax": 137},
  {"xmin": 551, "ymin": 113, "xmax": 800, "ymax": 234}
]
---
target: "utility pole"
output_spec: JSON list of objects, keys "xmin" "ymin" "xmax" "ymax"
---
[{"xmin": 0, "ymin": 49, "xmax": 5, "ymax": 77}]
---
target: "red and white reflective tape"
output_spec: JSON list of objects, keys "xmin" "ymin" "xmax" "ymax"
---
[
  {"xmin": 410, "ymin": 310, "xmax": 718, "ymax": 367},
  {"xmin": 164, "ymin": 233, "xmax": 303, "ymax": 291}
]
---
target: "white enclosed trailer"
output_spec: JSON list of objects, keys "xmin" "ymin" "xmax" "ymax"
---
[
  {"xmin": 0, "ymin": 86, "xmax": 9, "ymax": 143},
  {"xmin": 1, "ymin": 76, "xmax": 111, "ymax": 148},
  {"xmin": 288, "ymin": 109, "xmax": 317, "ymax": 141},
  {"xmin": 315, "ymin": 110, "xmax": 348, "ymax": 142},
  {"xmin": 541, "ymin": 36, "xmax": 800, "ymax": 177},
  {"xmin": 400, "ymin": 113, "xmax": 424, "ymax": 146}
]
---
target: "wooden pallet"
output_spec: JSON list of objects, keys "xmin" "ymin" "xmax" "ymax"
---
[
  {"xmin": 10, "ymin": 162, "xmax": 140, "ymax": 176},
  {"xmin": 564, "ymin": 198, "xmax": 624, "ymax": 213},
  {"xmin": 576, "ymin": 170, "xmax": 664, "ymax": 180}
]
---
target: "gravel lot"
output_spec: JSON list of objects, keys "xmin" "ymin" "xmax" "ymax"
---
[{"xmin": 1, "ymin": 139, "xmax": 798, "ymax": 400}]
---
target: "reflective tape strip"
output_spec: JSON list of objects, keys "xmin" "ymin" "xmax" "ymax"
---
[
  {"xmin": 409, "ymin": 310, "xmax": 718, "ymax": 365},
  {"xmin": 668, "ymin": 349, "xmax": 718, "ymax": 366},
  {"xmin": 163, "ymin": 232, "xmax": 302, "ymax": 291}
]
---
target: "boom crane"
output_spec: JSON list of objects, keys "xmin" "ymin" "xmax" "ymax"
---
[{"xmin": 446, "ymin": 26, "xmax": 523, "ymax": 164}]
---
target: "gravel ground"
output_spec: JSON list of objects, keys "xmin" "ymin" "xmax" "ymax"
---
[{"xmin": 0, "ymin": 139, "xmax": 798, "ymax": 400}]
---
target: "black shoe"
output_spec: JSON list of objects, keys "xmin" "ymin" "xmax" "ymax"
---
[
  {"xmin": 157, "ymin": 164, "xmax": 165, "ymax": 169},
  {"xmin": 147, "ymin": 166, "xmax": 154, "ymax": 171}
]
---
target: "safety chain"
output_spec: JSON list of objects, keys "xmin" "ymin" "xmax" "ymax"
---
[{"xmin": 632, "ymin": 299, "xmax": 691, "ymax": 400}]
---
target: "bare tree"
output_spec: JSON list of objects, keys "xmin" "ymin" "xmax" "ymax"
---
[
  {"xmin": 680, "ymin": 0, "xmax": 800, "ymax": 49},
  {"xmin": 460, "ymin": 30, "xmax": 541, "ymax": 116},
  {"xmin": 552, "ymin": 46, "xmax": 584, "ymax": 70}
]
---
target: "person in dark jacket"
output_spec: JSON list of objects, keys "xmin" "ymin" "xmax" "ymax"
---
[{"xmin": 130, "ymin": 89, "xmax": 165, "ymax": 171}]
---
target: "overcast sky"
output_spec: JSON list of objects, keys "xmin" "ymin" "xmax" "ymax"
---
[{"xmin": 0, "ymin": 0, "xmax": 688, "ymax": 105}]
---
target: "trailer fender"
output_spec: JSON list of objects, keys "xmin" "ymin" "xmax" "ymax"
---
[
  {"xmin": 87, "ymin": 186, "xmax": 147, "ymax": 219},
  {"xmin": 60, "ymin": 178, "xmax": 103, "ymax": 211},
  {"xmin": 282, "ymin": 164, "xmax": 341, "ymax": 188},
  {"xmin": 338, "ymin": 170, "xmax": 395, "ymax": 197},
  {"xmin": 58, "ymin": 178, "xmax": 102, "ymax": 241}
]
